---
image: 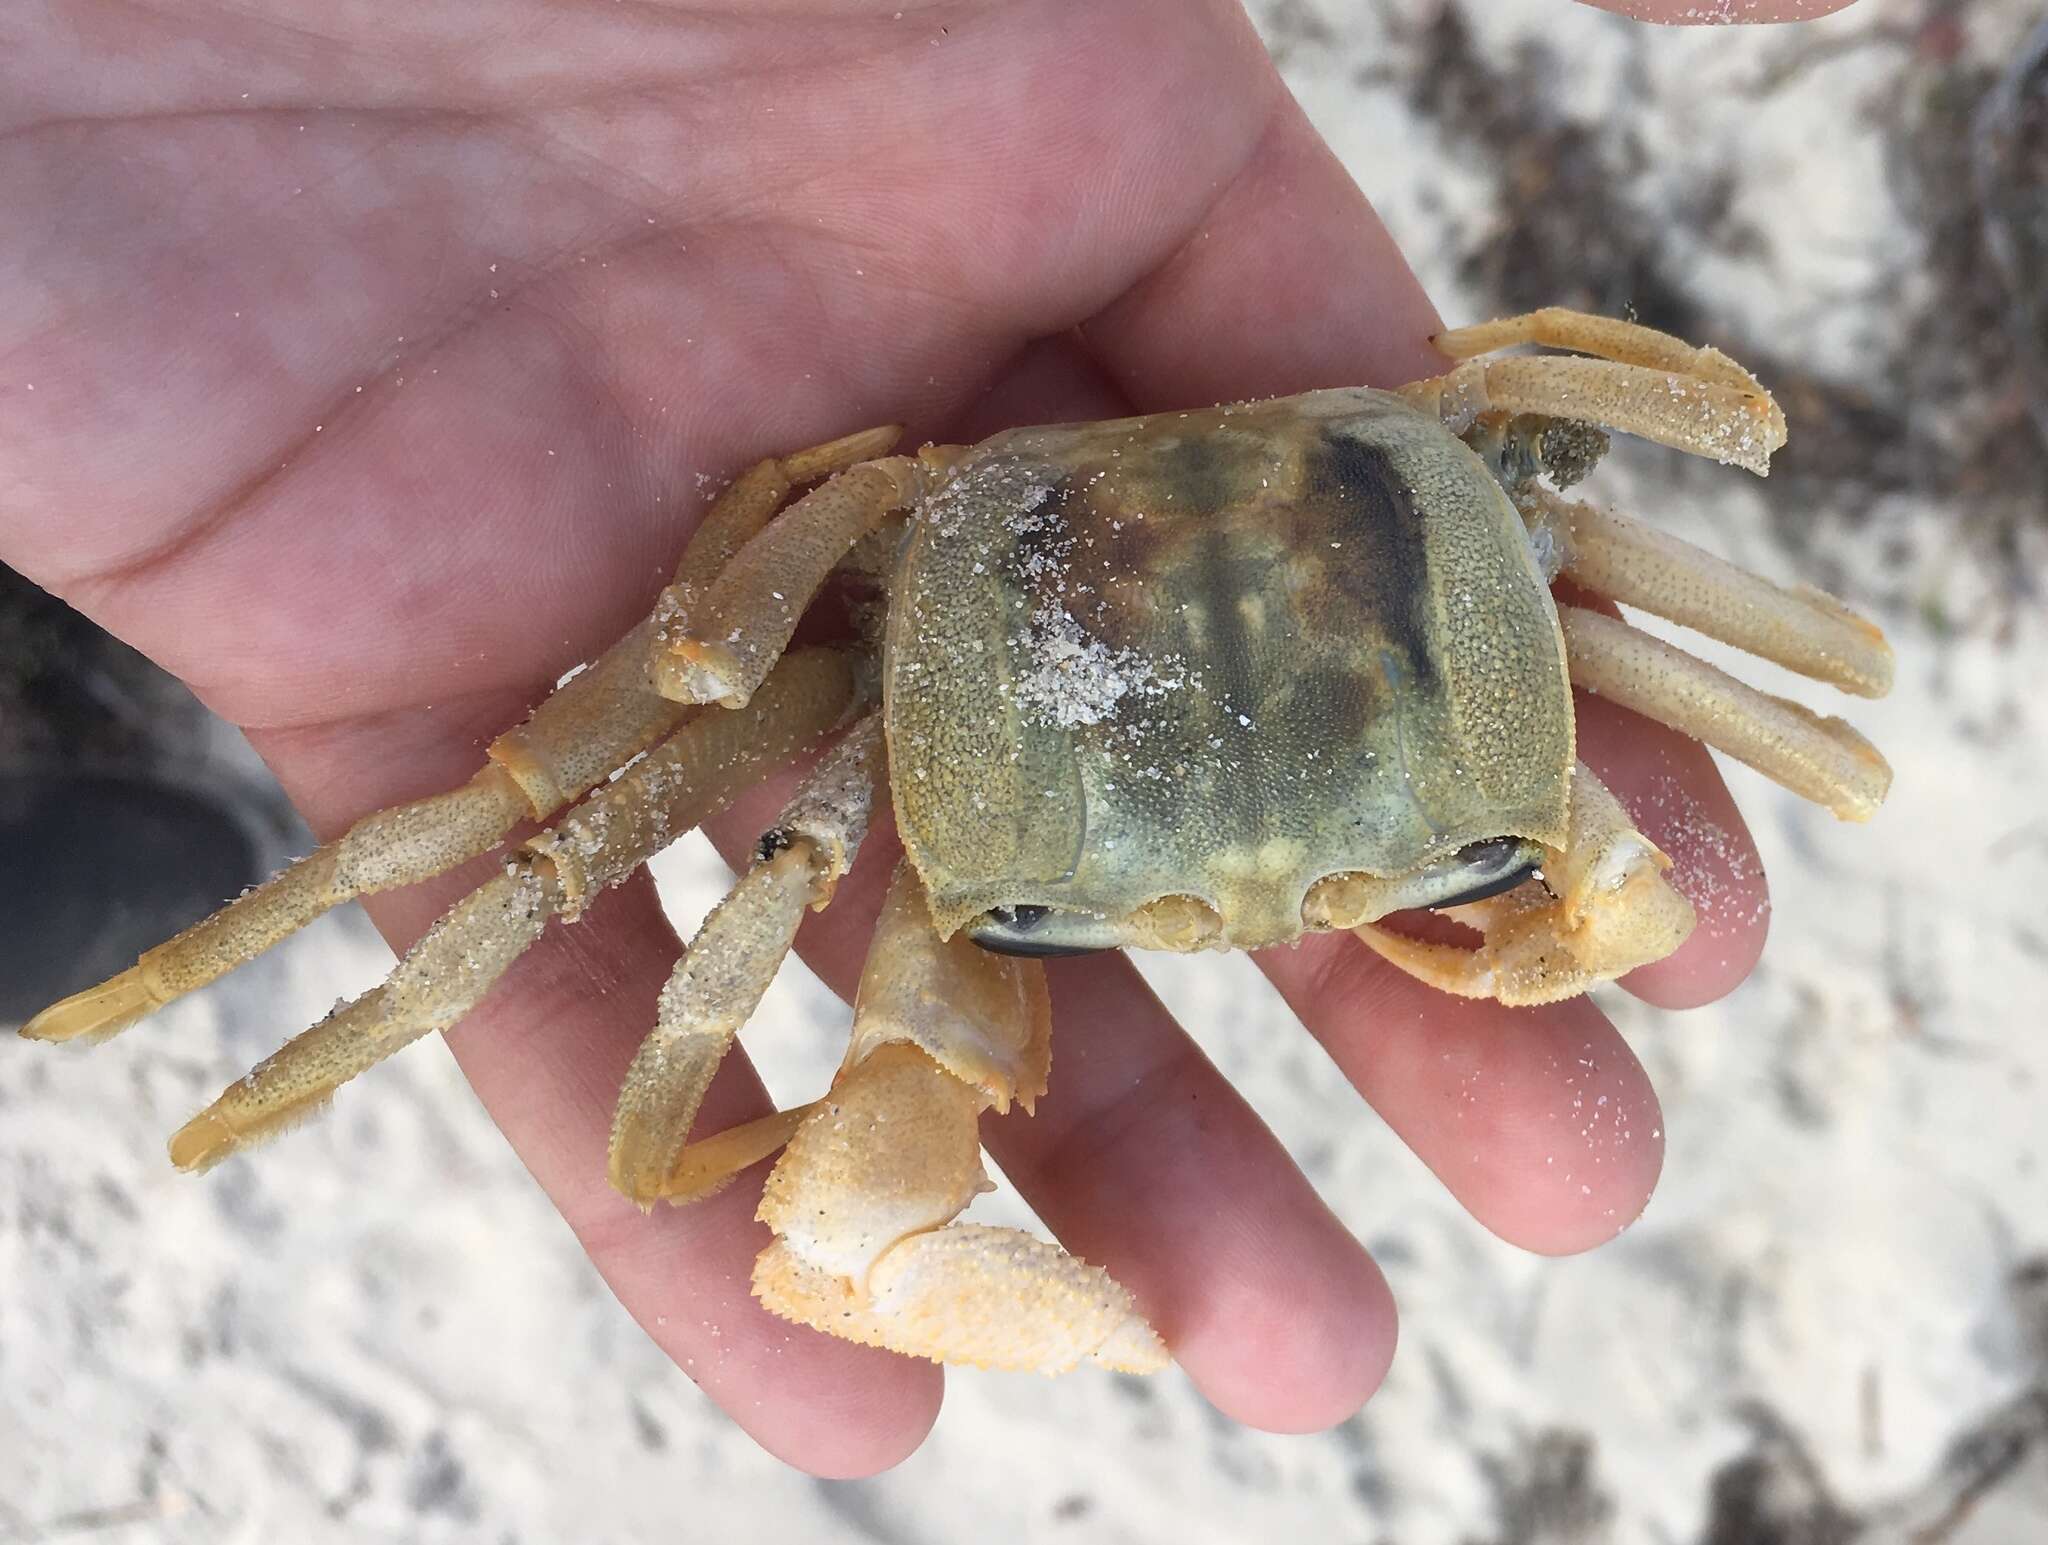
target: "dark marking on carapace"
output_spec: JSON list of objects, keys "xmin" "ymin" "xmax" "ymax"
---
[
  {"xmin": 1303, "ymin": 431, "xmax": 1441, "ymax": 695},
  {"xmin": 1153, "ymin": 434, "xmax": 1243, "ymax": 516},
  {"xmin": 1188, "ymin": 527, "xmax": 1266, "ymax": 732}
]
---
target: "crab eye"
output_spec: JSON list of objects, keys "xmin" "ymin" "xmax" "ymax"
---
[
  {"xmin": 965, "ymin": 904, "xmax": 1119, "ymax": 958},
  {"xmin": 1424, "ymin": 837, "xmax": 1545, "ymax": 910}
]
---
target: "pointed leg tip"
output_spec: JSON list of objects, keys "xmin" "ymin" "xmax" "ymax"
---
[
  {"xmin": 605, "ymin": 1155, "xmax": 665, "ymax": 1213},
  {"xmin": 167, "ymin": 1109, "xmax": 239, "ymax": 1173},
  {"xmin": 607, "ymin": 1112, "xmax": 679, "ymax": 1209},
  {"xmin": 22, "ymin": 969, "xmax": 157, "ymax": 1043}
]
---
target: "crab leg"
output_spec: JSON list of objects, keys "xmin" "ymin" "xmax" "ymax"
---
[
  {"xmin": 22, "ymin": 428, "xmax": 897, "ymax": 1046},
  {"xmin": 166, "ymin": 648, "xmax": 865, "ymax": 1173},
  {"xmin": 1558, "ymin": 605, "xmax": 1892, "ymax": 821},
  {"xmin": 1402, "ymin": 309, "xmax": 1786, "ymax": 476},
  {"xmin": 1526, "ymin": 489, "xmax": 1894, "ymax": 699},
  {"xmin": 1354, "ymin": 763, "xmax": 1697, "ymax": 1006},
  {"xmin": 671, "ymin": 426, "xmax": 903, "ymax": 595},
  {"xmin": 609, "ymin": 716, "xmax": 886, "ymax": 1207},
  {"xmin": 750, "ymin": 861, "xmax": 1167, "ymax": 1374},
  {"xmin": 21, "ymin": 762, "xmax": 534, "ymax": 1046},
  {"xmin": 1398, "ymin": 354, "xmax": 1785, "ymax": 475},
  {"xmin": 651, "ymin": 455, "xmax": 931, "ymax": 709},
  {"xmin": 1432, "ymin": 307, "xmax": 1773, "ymax": 397}
]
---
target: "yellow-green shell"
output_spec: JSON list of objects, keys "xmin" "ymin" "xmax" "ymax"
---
[{"xmin": 884, "ymin": 388, "xmax": 1574, "ymax": 950}]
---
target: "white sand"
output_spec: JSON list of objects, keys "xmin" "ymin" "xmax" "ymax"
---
[{"xmin": 8, "ymin": 2, "xmax": 2047, "ymax": 1540}]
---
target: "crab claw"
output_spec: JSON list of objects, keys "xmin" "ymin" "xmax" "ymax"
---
[
  {"xmin": 1354, "ymin": 765, "xmax": 1696, "ymax": 1007},
  {"xmin": 748, "ymin": 862, "xmax": 1166, "ymax": 1373}
]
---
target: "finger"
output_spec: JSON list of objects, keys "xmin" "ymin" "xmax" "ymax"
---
[
  {"xmin": 1079, "ymin": 96, "xmax": 1446, "ymax": 403},
  {"xmin": 1576, "ymin": 0, "xmax": 1860, "ymax": 21},
  {"xmin": 1551, "ymin": 581, "xmax": 1771, "ymax": 1009},
  {"xmin": 1578, "ymin": 692, "xmax": 1771, "ymax": 1009},
  {"xmin": 247, "ymin": 714, "xmax": 942, "ymax": 1479},
  {"xmin": 1256, "ymin": 934, "xmax": 1666, "ymax": 1256},
  {"xmin": 441, "ymin": 876, "xmax": 941, "ymax": 1479},
  {"xmin": 991, "ymin": 954, "xmax": 1396, "ymax": 1433}
]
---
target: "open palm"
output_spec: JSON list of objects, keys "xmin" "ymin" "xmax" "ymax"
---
[{"xmin": 4, "ymin": 0, "xmax": 1809, "ymax": 1475}]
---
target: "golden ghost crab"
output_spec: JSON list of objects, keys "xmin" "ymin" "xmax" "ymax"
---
[{"xmin": 25, "ymin": 308, "xmax": 1894, "ymax": 1375}]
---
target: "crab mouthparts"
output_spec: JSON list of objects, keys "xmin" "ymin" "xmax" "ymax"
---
[{"xmin": 966, "ymin": 836, "xmax": 1543, "ymax": 959}]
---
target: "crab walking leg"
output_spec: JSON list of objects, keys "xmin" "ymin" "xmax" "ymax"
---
[
  {"xmin": 1432, "ymin": 308, "xmax": 1772, "ymax": 397},
  {"xmin": 1397, "ymin": 356, "xmax": 1785, "ymax": 476},
  {"xmin": 489, "ymin": 425, "xmax": 899, "ymax": 808},
  {"xmin": 1524, "ymin": 489, "xmax": 1895, "ymax": 699},
  {"xmin": 748, "ymin": 862, "xmax": 1167, "ymax": 1374},
  {"xmin": 609, "ymin": 717, "xmax": 886, "ymax": 1207},
  {"xmin": 1559, "ymin": 605, "xmax": 1892, "ymax": 821},
  {"xmin": 670, "ymin": 425, "xmax": 903, "ymax": 596},
  {"xmin": 165, "ymin": 649, "xmax": 865, "ymax": 1173},
  {"xmin": 1354, "ymin": 763, "xmax": 1697, "ymax": 1006},
  {"xmin": 22, "ymin": 764, "xmax": 535, "ymax": 1045},
  {"xmin": 657, "ymin": 1105, "xmax": 818, "ymax": 1205},
  {"xmin": 651, "ymin": 456, "xmax": 929, "ymax": 709},
  {"xmin": 22, "ymin": 431, "xmax": 899, "ymax": 1047},
  {"xmin": 166, "ymin": 860, "xmax": 560, "ymax": 1171}
]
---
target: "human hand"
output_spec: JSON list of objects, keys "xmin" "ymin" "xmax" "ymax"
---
[{"xmin": 3, "ymin": 0, "xmax": 1819, "ymax": 1475}]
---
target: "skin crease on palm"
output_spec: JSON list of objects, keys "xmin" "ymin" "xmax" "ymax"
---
[{"xmin": 1, "ymin": 0, "xmax": 1860, "ymax": 1479}]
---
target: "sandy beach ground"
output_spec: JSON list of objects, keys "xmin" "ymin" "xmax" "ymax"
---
[{"xmin": 6, "ymin": 2, "xmax": 2048, "ymax": 1540}]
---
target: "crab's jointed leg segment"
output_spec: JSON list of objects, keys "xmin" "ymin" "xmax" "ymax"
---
[
  {"xmin": 609, "ymin": 715, "xmax": 886, "ymax": 1206},
  {"xmin": 166, "ymin": 858, "xmax": 562, "ymax": 1171},
  {"xmin": 1424, "ymin": 312, "xmax": 1893, "ymax": 825},
  {"xmin": 836, "ymin": 858, "xmax": 1053, "ymax": 1116},
  {"xmin": 166, "ymin": 648, "xmax": 866, "ymax": 1173},
  {"xmin": 1355, "ymin": 763, "xmax": 1696, "ymax": 1006},
  {"xmin": 750, "ymin": 861, "xmax": 1166, "ymax": 1374},
  {"xmin": 658, "ymin": 1105, "xmax": 819, "ymax": 1205},
  {"xmin": 1432, "ymin": 307, "xmax": 1773, "ymax": 396},
  {"xmin": 651, "ymin": 456, "xmax": 928, "ymax": 709},
  {"xmin": 1528, "ymin": 488, "xmax": 1894, "ymax": 699},
  {"xmin": 1405, "ymin": 307, "xmax": 1787, "ymax": 475},
  {"xmin": 1401, "ymin": 355, "xmax": 1785, "ymax": 475},
  {"xmin": 672, "ymin": 426, "xmax": 904, "ymax": 596},
  {"xmin": 1559, "ymin": 605, "xmax": 1891, "ymax": 822},
  {"xmin": 23, "ymin": 429, "xmax": 898, "ymax": 1046},
  {"xmin": 21, "ymin": 764, "xmax": 536, "ymax": 1045},
  {"xmin": 608, "ymin": 848, "xmax": 823, "ymax": 1205},
  {"xmin": 487, "ymin": 428, "xmax": 901, "ymax": 812}
]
